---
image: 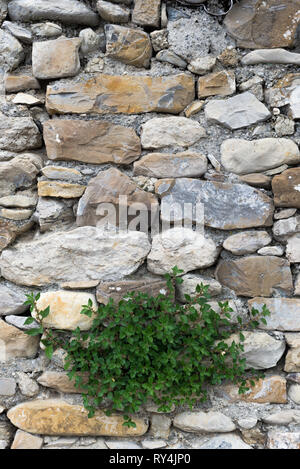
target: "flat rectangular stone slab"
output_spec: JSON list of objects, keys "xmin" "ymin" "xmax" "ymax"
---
[
  {"xmin": 46, "ymin": 73, "xmax": 195, "ymax": 115},
  {"xmin": 248, "ymin": 297, "xmax": 300, "ymax": 331}
]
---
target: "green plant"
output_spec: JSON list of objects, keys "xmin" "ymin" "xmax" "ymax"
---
[{"xmin": 24, "ymin": 266, "xmax": 270, "ymax": 427}]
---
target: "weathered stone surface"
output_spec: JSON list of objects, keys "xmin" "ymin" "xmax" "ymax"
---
[
  {"xmin": 0, "ymin": 0, "xmax": 7, "ymax": 24},
  {"xmin": 46, "ymin": 74, "xmax": 195, "ymax": 115},
  {"xmin": 205, "ymin": 92, "xmax": 271, "ymax": 130},
  {"xmin": 263, "ymin": 410, "xmax": 300, "ymax": 425},
  {"xmin": 220, "ymin": 376, "xmax": 287, "ymax": 404},
  {"xmin": 132, "ymin": 0, "xmax": 161, "ymax": 28},
  {"xmin": 133, "ymin": 151, "xmax": 207, "ymax": 178},
  {"xmin": 272, "ymin": 215, "xmax": 300, "ymax": 241},
  {"xmin": 173, "ymin": 411, "xmax": 235, "ymax": 433},
  {"xmin": 223, "ymin": 231, "xmax": 271, "ymax": 255},
  {"xmin": 224, "ymin": 332, "xmax": 286, "ymax": 370},
  {"xmin": 11, "ymin": 430, "xmax": 43, "ymax": 450},
  {"xmin": 187, "ymin": 56, "xmax": 216, "ymax": 75},
  {"xmin": 5, "ymin": 315, "xmax": 39, "ymax": 331},
  {"xmin": 272, "ymin": 168, "xmax": 300, "ymax": 208},
  {"xmin": 224, "ymin": 0, "xmax": 300, "ymax": 49},
  {"xmin": 288, "ymin": 384, "xmax": 300, "ymax": 404},
  {"xmin": 0, "ymin": 227, "xmax": 151, "ymax": 287},
  {"xmin": 0, "ymin": 319, "xmax": 39, "ymax": 362},
  {"xmin": 248, "ymin": 298, "xmax": 300, "ymax": 331},
  {"xmin": 33, "ymin": 197, "xmax": 75, "ymax": 233},
  {"xmin": 96, "ymin": 277, "xmax": 168, "ymax": 305},
  {"xmin": 242, "ymin": 49, "xmax": 300, "ymax": 65},
  {"xmin": 147, "ymin": 228, "xmax": 219, "ymax": 275},
  {"xmin": 197, "ymin": 434, "xmax": 252, "ymax": 450},
  {"xmin": 97, "ymin": 0, "xmax": 130, "ymax": 23},
  {"xmin": 38, "ymin": 181, "xmax": 86, "ymax": 199},
  {"xmin": 16, "ymin": 372, "xmax": 39, "ymax": 397},
  {"xmin": 0, "ymin": 154, "xmax": 42, "ymax": 197},
  {"xmin": 0, "ymin": 116, "xmax": 42, "ymax": 152},
  {"xmin": 265, "ymin": 73, "xmax": 300, "ymax": 119},
  {"xmin": 5, "ymin": 71, "xmax": 40, "ymax": 93},
  {"xmin": 216, "ymin": 257, "xmax": 293, "ymax": 297},
  {"xmin": 0, "ymin": 421, "xmax": 15, "ymax": 449},
  {"xmin": 0, "ymin": 29, "xmax": 24, "ymax": 71},
  {"xmin": 184, "ymin": 100, "xmax": 204, "ymax": 117},
  {"xmin": 286, "ymin": 234, "xmax": 300, "ymax": 263},
  {"xmin": 105, "ymin": 24, "xmax": 152, "ymax": 68},
  {"xmin": 32, "ymin": 37, "xmax": 81, "ymax": 80},
  {"xmin": 239, "ymin": 173, "xmax": 271, "ymax": 189},
  {"xmin": 1, "ymin": 208, "xmax": 33, "ymax": 221},
  {"xmin": 79, "ymin": 28, "xmax": 104, "ymax": 55},
  {"xmin": 41, "ymin": 166, "xmax": 81, "ymax": 182},
  {"xmin": 237, "ymin": 418, "xmax": 258, "ymax": 430},
  {"xmin": 76, "ymin": 168, "xmax": 158, "ymax": 230},
  {"xmin": 274, "ymin": 208, "xmax": 297, "ymax": 220},
  {"xmin": 156, "ymin": 50, "xmax": 187, "ymax": 68},
  {"xmin": 0, "ymin": 377, "xmax": 16, "ymax": 396},
  {"xmin": 257, "ymin": 246, "xmax": 284, "ymax": 256},
  {"xmin": 156, "ymin": 179, "xmax": 274, "ymax": 230},
  {"xmin": 0, "ymin": 283, "xmax": 27, "ymax": 316},
  {"xmin": 141, "ymin": 117, "xmax": 205, "ymax": 149},
  {"xmin": 7, "ymin": 400, "xmax": 148, "ymax": 436},
  {"xmin": 37, "ymin": 371, "xmax": 86, "ymax": 393},
  {"xmin": 2, "ymin": 21, "xmax": 32, "ymax": 44},
  {"xmin": 198, "ymin": 71, "xmax": 236, "ymax": 98},
  {"xmin": 176, "ymin": 274, "xmax": 222, "ymax": 301},
  {"xmin": 221, "ymin": 138, "xmax": 300, "ymax": 175},
  {"xmin": 8, "ymin": 0, "xmax": 99, "ymax": 26},
  {"xmin": 12, "ymin": 92, "xmax": 41, "ymax": 106},
  {"xmin": 285, "ymin": 347, "xmax": 300, "ymax": 373},
  {"xmin": 150, "ymin": 415, "xmax": 171, "ymax": 439},
  {"xmin": 31, "ymin": 22, "xmax": 62, "ymax": 38},
  {"xmin": 150, "ymin": 29, "xmax": 168, "ymax": 52},
  {"xmin": 35, "ymin": 291, "xmax": 97, "ymax": 331},
  {"xmin": 142, "ymin": 439, "xmax": 167, "ymax": 449},
  {"xmin": 268, "ymin": 432, "xmax": 300, "ymax": 450},
  {"xmin": 43, "ymin": 119, "xmax": 141, "ymax": 165}
]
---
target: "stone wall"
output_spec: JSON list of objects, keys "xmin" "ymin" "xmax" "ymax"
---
[{"xmin": 0, "ymin": 0, "xmax": 300, "ymax": 450}]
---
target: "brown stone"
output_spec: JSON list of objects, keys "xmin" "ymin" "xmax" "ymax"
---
[
  {"xmin": 272, "ymin": 168, "xmax": 300, "ymax": 208},
  {"xmin": 5, "ymin": 72, "xmax": 40, "ymax": 93},
  {"xmin": 198, "ymin": 71, "xmax": 235, "ymax": 98},
  {"xmin": 224, "ymin": 0, "xmax": 300, "ymax": 49},
  {"xmin": 46, "ymin": 73, "xmax": 195, "ymax": 115},
  {"xmin": 0, "ymin": 319, "xmax": 39, "ymax": 362},
  {"xmin": 76, "ymin": 168, "xmax": 158, "ymax": 230},
  {"xmin": 32, "ymin": 37, "xmax": 81, "ymax": 80},
  {"xmin": 133, "ymin": 151, "xmax": 207, "ymax": 178},
  {"xmin": 132, "ymin": 0, "xmax": 161, "ymax": 28},
  {"xmin": 215, "ymin": 256, "xmax": 293, "ymax": 297},
  {"xmin": 7, "ymin": 399, "xmax": 148, "ymax": 436},
  {"xmin": 241, "ymin": 428, "xmax": 266, "ymax": 446},
  {"xmin": 0, "ymin": 219, "xmax": 16, "ymax": 251},
  {"xmin": 239, "ymin": 173, "xmax": 271, "ymax": 189},
  {"xmin": 219, "ymin": 377, "xmax": 287, "ymax": 404},
  {"xmin": 105, "ymin": 24, "xmax": 152, "ymax": 68},
  {"xmin": 37, "ymin": 371, "xmax": 88, "ymax": 393},
  {"xmin": 38, "ymin": 181, "xmax": 86, "ymax": 198},
  {"xmin": 96, "ymin": 277, "xmax": 169, "ymax": 305},
  {"xmin": 43, "ymin": 119, "xmax": 141, "ymax": 165},
  {"xmin": 11, "ymin": 430, "xmax": 43, "ymax": 449}
]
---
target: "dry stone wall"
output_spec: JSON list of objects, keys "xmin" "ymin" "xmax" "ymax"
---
[{"xmin": 0, "ymin": 0, "xmax": 300, "ymax": 450}]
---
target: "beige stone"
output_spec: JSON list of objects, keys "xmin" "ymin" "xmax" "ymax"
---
[
  {"xmin": 220, "ymin": 377, "xmax": 287, "ymax": 404},
  {"xmin": 0, "ymin": 194, "xmax": 37, "ymax": 208},
  {"xmin": 32, "ymin": 37, "xmax": 81, "ymax": 79},
  {"xmin": 223, "ymin": 231, "xmax": 271, "ymax": 255},
  {"xmin": 0, "ymin": 116, "xmax": 42, "ymax": 152},
  {"xmin": 76, "ymin": 168, "xmax": 158, "ymax": 230},
  {"xmin": 12, "ymin": 93, "xmax": 41, "ymax": 106},
  {"xmin": 0, "ymin": 208, "xmax": 32, "ymax": 220},
  {"xmin": 184, "ymin": 100, "xmax": 204, "ymax": 117},
  {"xmin": 198, "ymin": 71, "xmax": 235, "ymax": 98},
  {"xmin": 173, "ymin": 411, "xmax": 235, "ymax": 433},
  {"xmin": 272, "ymin": 168, "xmax": 300, "ymax": 208},
  {"xmin": 0, "ymin": 319, "xmax": 39, "ymax": 362},
  {"xmin": 43, "ymin": 119, "xmax": 141, "ymax": 165},
  {"xmin": 41, "ymin": 166, "xmax": 81, "ymax": 182},
  {"xmin": 37, "ymin": 371, "xmax": 87, "ymax": 393},
  {"xmin": 35, "ymin": 291, "xmax": 97, "ymax": 331},
  {"xmin": 239, "ymin": 173, "xmax": 271, "ymax": 189},
  {"xmin": 216, "ymin": 256, "xmax": 293, "ymax": 297},
  {"xmin": 7, "ymin": 399, "xmax": 148, "ymax": 436},
  {"xmin": 38, "ymin": 181, "xmax": 86, "ymax": 198},
  {"xmin": 96, "ymin": 277, "xmax": 168, "ymax": 305},
  {"xmin": 46, "ymin": 74, "xmax": 195, "ymax": 115},
  {"xmin": 0, "ymin": 153, "xmax": 42, "ymax": 197},
  {"xmin": 133, "ymin": 151, "xmax": 207, "ymax": 178},
  {"xmin": 132, "ymin": 0, "xmax": 161, "ymax": 28},
  {"xmin": 5, "ymin": 72, "xmax": 40, "ymax": 93},
  {"xmin": 11, "ymin": 430, "xmax": 43, "ymax": 449},
  {"xmin": 105, "ymin": 24, "xmax": 152, "ymax": 68}
]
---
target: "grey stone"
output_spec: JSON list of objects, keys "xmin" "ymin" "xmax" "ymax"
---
[
  {"xmin": 141, "ymin": 117, "xmax": 206, "ymax": 149},
  {"xmin": 5, "ymin": 315, "xmax": 39, "ymax": 330},
  {"xmin": 173, "ymin": 411, "xmax": 236, "ymax": 433},
  {"xmin": 273, "ymin": 216, "xmax": 300, "ymax": 241},
  {"xmin": 241, "ymin": 49, "xmax": 300, "ymax": 65},
  {"xmin": 105, "ymin": 441, "xmax": 141, "ymax": 449},
  {"xmin": 0, "ymin": 154, "xmax": 42, "ymax": 197},
  {"xmin": 0, "ymin": 115, "xmax": 41, "ymax": 152},
  {"xmin": 263, "ymin": 410, "xmax": 300, "ymax": 425},
  {"xmin": 223, "ymin": 231, "xmax": 271, "ymax": 255},
  {"xmin": 0, "ymin": 283, "xmax": 28, "ymax": 316},
  {"xmin": 156, "ymin": 50, "xmax": 187, "ymax": 68},
  {"xmin": 274, "ymin": 209, "xmax": 297, "ymax": 220},
  {"xmin": 205, "ymin": 92, "xmax": 271, "ymax": 130},
  {"xmin": 150, "ymin": 415, "xmax": 171, "ymax": 439},
  {"xmin": 147, "ymin": 228, "xmax": 219, "ymax": 275},
  {"xmin": 33, "ymin": 197, "xmax": 75, "ymax": 233},
  {"xmin": 221, "ymin": 138, "xmax": 300, "ymax": 175},
  {"xmin": 16, "ymin": 372, "xmax": 39, "ymax": 397},
  {"xmin": 237, "ymin": 418, "xmax": 257, "ymax": 430},
  {"xmin": 176, "ymin": 274, "xmax": 222, "ymax": 302},
  {"xmin": 286, "ymin": 234, "xmax": 300, "ymax": 263},
  {"xmin": 248, "ymin": 298, "xmax": 300, "ymax": 331},
  {"xmin": 187, "ymin": 56, "xmax": 216, "ymax": 75},
  {"xmin": 150, "ymin": 29, "xmax": 169, "ymax": 52},
  {"xmin": 257, "ymin": 246, "xmax": 284, "ymax": 256},
  {"xmin": 274, "ymin": 116, "xmax": 295, "ymax": 137},
  {"xmin": 197, "ymin": 434, "xmax": 252, "ymax": 450},
  {"xmin": 156, "ymin": 179, "xmax": 274, "ymax": 230},
  {"xmin": 0, "ymin": 377, "xmax": 16, "ymax": 395},
  {"xmin": 0, "ymin": 0, "xmax": 7, "ymax": 24},
  {"xmin": 2, "ymin": 21, "xmax": 32, "ymax": 44},
  {"xmin": 268, "ymin": 432, "xmax": 300, "ymax": 449},
  {"xmin": 0, "ymin": 29, "xmax": 24, "ymax": 71},
  {"xmin": 97, "ymin": 0, "xmax": 130, "ymax": 23},
  {"xmin": 0, "ymin": 227, "xmax": 151, "ymax": 287},
  {"xmin": 8, "ymin": 0, "xmax": 99, "ymax": 26},
  {"xmin": 31, "ymin": 22, "xmax": 62, "ymax": 38},
  {"xmin": 79, "ymin": 28, "xmax": 103, "ymax": 55},
  {"xmin": 142, "ymin": 439, "xmax": 167, "ymax": 449}
]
